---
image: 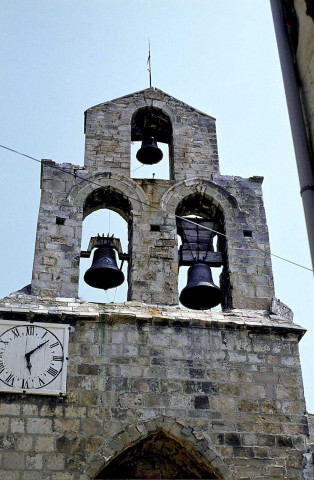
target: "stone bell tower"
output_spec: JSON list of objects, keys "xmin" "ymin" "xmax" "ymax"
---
[
  {"xmin": 0, "ymin": 88, "xmax": 311, "ymax": 479},
  {"xmin": 31, "ymin": 88, "xmax": 274, "ymax": 311}
]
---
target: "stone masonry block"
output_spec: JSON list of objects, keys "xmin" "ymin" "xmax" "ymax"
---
[
  {"xmin": 53, "ymin": 419, "xmax": 81, "ymax": 435},
  {"xmin": 2, "ymin": 451, "xmax": 25, "ymax": 469},
  {"xmin": 44, "ymin": 454, "xmax": 65, "ymax": 471},
  {"xmin": 0, "ymin": 404, "xmax": 21, "ymax": 416},
  {"xmin": 25, "ymin": 453, "xmax": 43, "ymax": 470},
  {"xmin": 17, "ymin": 435, "xmax": 33, "ymax": 452},
  {"xmin": 26, "ymin": 418, "xmax": 52, "ymax": 434}
]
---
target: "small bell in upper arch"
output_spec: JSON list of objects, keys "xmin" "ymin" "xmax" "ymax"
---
[{"xmin": 136, "ymin": 136, "xmax": 163, "ymax": 165}]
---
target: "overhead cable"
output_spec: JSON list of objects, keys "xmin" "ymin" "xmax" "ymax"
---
[{"xmin": 1, "ymin": 143, "xmax": 312, "ymax": 272}]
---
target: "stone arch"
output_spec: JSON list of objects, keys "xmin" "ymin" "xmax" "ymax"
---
[
  {"xmin": 96, "ymin": 431, "xmax": 219, "ymax": 479},
  {"xmin": 67, "ymin": 173, "xmax": 149, "ymax": 301},
  {"xmin": 131, "ymin": 106, "xmax": 173, "ymax": 144},
  {"xmin": 130, "ymin": 105, "xmax": 174, "ymax": 179},
  {"xmin": 122, "ymin": 97, "xmax": 177, "ymax": 133},
  {"xmin": 88, "ymin": 418, "xmax": 234, "ymax": 480},
  {"xmin": 67, "ymin": 172, "xmax": 149, "ymax": 217},
  {"xmin": 161, "ymin": 178, "xmax": 239, "ymax": 216},
  {"xmin": 161, "ymin": 179, "xmax": 244, "ymax": 311},
  {"xmin": 83, "ymin": 186, "xmax": 132, "ymax": 222},
  {"xmin": 127, "ymin": 99, "xmax": 182, "ymax": 168}
]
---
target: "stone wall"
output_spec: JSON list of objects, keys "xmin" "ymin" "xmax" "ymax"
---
[{"xmin": 0, "ymin": 295, "xmax": 309, "ymax": 479}]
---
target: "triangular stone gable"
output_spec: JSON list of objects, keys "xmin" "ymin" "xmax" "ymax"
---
[{"xmin": 86, "ymin": 87, "xmax": 216, "ymax": 121}]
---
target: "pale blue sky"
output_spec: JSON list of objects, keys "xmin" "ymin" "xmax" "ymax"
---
[{"xmin": 1, "ymin": 1, "xmax": 313, "ymax": 409}]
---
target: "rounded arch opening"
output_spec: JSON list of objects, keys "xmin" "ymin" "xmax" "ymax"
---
[
  {"xmin": 83, "ymin": 186, "xmax": 132, "ymax": 221},
  {"xmin": 175, "ymin": 193, "xmax": 231, "ymax": 311},
  {"xmin": 79, "ymin": 187, "xmax": 132, "ymax": 303},
  {"xmin": 130, "ymin": 106, "xmax": 173, "ymax": 180}
]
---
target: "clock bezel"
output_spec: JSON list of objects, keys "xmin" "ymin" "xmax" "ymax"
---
[{"xmin": 0, "ymin": 320, "xmax": 70, "ymax": 396}]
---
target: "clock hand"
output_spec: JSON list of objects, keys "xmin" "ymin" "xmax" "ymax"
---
[
  {"xmin": 25, "ymin": 340, "xmax": 49, "ymax": 374},
  {"xmin": 25, "ymin": 353, "xmax": 32, "ymax": 373},
  {"xmin": 25, "ymin": 339, "xmax": 49, "ymax": 358}
]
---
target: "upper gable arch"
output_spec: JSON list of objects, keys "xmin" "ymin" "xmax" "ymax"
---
[
  {"xmin": 131, "ymin": 106, "xmax": 173, "ymax": 144},
  {"xmin": 121, "ymin": 101, "xmax": 177, "ymax": 134}
]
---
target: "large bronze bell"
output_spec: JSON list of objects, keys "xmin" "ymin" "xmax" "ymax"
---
[
  {"xmin": 136, "ymin": 136, "xmax": 163, "ymax": 165},
  {"xmin": 84, "ymin": 247, "xmax": 125, "ymax": 290},
  {"xmin": 179, "ymin": 263, "xmax": 222, "ymax": 310}
]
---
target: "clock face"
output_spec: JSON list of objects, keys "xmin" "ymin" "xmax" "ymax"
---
[{"xmin": 0, "ymin": 321, "xmax": 69, "ymax": 395}]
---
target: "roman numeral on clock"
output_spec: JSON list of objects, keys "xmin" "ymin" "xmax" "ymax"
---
[
  {"xmin": 49, "ymin": 342, "xmax": 59, "ymax": 349},
  {"xmin": 38, "ymin": 377, "xmax": 45, "ymax": 387},
  {"xmin": 47, "ymin": 367, "xmax": 58, "ymax": 377},
  {"xmin": 12, "ymin": 328, "xmax": 20, "ymax": 338},
  {"xmin": 6, "ymin": 374, "xmax": 15, "ymax": 386},
  {"xmin": 53, "ymin": 356, "xmax": 63, "ymax": 362},
  {"xmin": 22, "ymin": 379, "xmax": 29, "ymax": 389},
  {"xmin": 26, "ymin": 326, "xmax": 34, "ymax": 335}
]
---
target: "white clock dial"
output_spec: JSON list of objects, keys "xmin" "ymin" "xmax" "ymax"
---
[{"xmin": 0, "ymin": 321, "xmax": 69, "ymax": 395}]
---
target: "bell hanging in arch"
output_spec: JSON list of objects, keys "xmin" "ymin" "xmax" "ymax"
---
[
  {"xmin": 84, "ymin": 247, "xmax": 125, "ymax": 290},
  {"xmin": 179, "ymin": 263, "xmax": 222, "ymax": 310},
  {"xmin": 136, "ymin": 136, "xmax": 163, "ymax": 165}
]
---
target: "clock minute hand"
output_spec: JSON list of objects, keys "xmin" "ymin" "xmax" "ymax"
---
[
  {"xmin": 25, "ymin": 339, "xmax": 49, "ymax": 358},
  {"xmin": 25, "ymin": 340, "xmax": 49, "ymax": 374}
]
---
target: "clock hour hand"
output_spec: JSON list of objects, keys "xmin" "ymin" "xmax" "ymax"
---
[
  {"xmin": 25, "ymin": 353, "xmax": 32, "ymax": 373},
  {"xmin": 25, "ymin": 340, "xmax": 49, "ymax": 373}
]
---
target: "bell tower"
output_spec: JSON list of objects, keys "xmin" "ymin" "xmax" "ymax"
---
[
  {"xmin": 31, "ymin": 88, "xmax": 275, "ymax": 312},
  {"xmin": 0, "ymin": 88, "xmax": 311, "ymax": 479}
]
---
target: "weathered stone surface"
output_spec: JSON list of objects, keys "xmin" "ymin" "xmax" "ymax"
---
[{"xmin": 0, "ymin": 297, "xmax": 310, "ymax": 479}]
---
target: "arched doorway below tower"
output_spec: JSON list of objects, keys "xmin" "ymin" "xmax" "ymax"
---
[{"xmin": 95, "ymin": 431, "xmax": 220, "ymax": 479}]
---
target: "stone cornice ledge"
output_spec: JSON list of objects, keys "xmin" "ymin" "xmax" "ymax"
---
[{"xmin": 0, "ymin": 294, "xmax": 306, "ymax": 339}]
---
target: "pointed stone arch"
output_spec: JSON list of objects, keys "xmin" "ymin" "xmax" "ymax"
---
[
  {"xmin": 87, "ymin": 418, "xmax": 235, "ymax": 480},
  {"xmin": 95, "ymin": 431, "xmax": 219, "ymax": 479}
]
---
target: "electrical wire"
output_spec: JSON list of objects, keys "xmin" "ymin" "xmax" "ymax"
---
[
  {"xmin": 130, "ymin": 163, "xmax": 145, "ymax": 173},
  {"xmin": 1, "ymin": 143, "xmax": 313, "ymax": 272}
]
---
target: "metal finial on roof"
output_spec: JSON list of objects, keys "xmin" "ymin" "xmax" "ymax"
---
[{"xmin": 147, "ymin": 39, "xmax": 152, "ymax": 88}]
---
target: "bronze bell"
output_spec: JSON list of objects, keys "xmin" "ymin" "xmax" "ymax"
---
[
  {"xmin": 136, "ymin": 136, "xmax": 163, "ymax": 165},
  {"xmin": 84, "ymin": 247, "xmax": 124, "ymax": 290},
  {"xmin": 179, "ymin": 263, "xmax": 222, "ymax": 310}
]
